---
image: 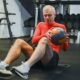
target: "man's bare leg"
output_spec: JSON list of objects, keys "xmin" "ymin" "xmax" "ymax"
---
[
  {"xmin": 3, "ymin": 39, "xmax": 33, "ymax": 65},
  {"xmin": 24, "ymin": 37, "xmax": 48, "ymax": 67}
]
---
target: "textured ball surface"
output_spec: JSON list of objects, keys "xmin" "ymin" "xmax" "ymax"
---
[{"xmin": 50, "ymin": 27, "xmax": 66, "ymax": 45}]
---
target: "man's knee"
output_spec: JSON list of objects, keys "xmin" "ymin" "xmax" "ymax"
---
[
  {"xmin": 14, "ymin": 39, "xmax": 25, "ymax": 46},
  {"xmin": 39, "ymin": 37, "xmax": 48, "ymax": 44}
]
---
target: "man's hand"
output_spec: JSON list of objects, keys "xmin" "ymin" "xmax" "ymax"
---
[{"xmin": 45, "ymin": 30, "xmax": 52, "ymax": 39}]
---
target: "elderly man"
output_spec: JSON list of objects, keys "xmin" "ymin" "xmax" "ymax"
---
[{"xmin": 0, "ymin": 5, "xmax": 69, "ymax": 79}]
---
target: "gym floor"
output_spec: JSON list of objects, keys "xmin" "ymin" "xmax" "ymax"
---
[{"xmin": 0, "ymin": 38, "xmax": 80, "ymax": 80}]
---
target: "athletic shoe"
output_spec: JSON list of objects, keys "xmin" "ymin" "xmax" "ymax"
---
[
  {"xmin": 12, "ymin": 64, "xmax": 29, "ymax": 80},
  {"xmin": 0, "ymin": 61, "xmax": 13, "ymax": 76}
]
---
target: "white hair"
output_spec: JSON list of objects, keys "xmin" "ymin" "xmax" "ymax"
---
[{"xmin": 43, "ymin": 5, "xmax": 56, "ymax": 14}]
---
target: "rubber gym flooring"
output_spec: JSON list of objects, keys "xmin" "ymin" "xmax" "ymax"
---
[{"xmin": 0, "ymin": 38, "xmax": 80, "ymax": 80}]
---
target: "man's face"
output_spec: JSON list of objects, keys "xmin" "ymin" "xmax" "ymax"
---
[{"xmin": 43, "ymin": 9, "xmax": 56, "ymax": 25}]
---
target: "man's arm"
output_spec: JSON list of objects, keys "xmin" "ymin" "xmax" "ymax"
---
[
  {"xmin": 61, "ymin": 37, "xmax": 69, "ymax": 51},
  {"xmin": 32, "ymin": 23, "xmax": 46, "ymax": 45}
]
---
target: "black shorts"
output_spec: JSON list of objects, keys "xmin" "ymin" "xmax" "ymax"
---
[{"xmin": 32, "ymin": 51, "xmax": 59, "ymax": 70}]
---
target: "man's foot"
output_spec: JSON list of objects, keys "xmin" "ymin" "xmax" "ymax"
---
[
  {"xmin": 12, "ymin": 64, "xmax": 29, "ymax": 80},
  {"xmin": 0, "ymin": 61, "xmax": 13, "ymax": 79}
]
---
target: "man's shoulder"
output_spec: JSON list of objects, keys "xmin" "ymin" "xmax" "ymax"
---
[
  {"xmin": 37, "ymin": 22, "xmax": 45, "ymax": 28},
  {"xmin": 38, "ymin": 22, "xmax": 45, "ymax": 25},
  {"xmin": 54, "ymin": 22, "xmax": 65, "ymax": 27}
]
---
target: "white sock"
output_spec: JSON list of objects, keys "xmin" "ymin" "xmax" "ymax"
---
[{"xmin": 0, "ymin": 61, "xmax": 9, "ymax": 68}]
